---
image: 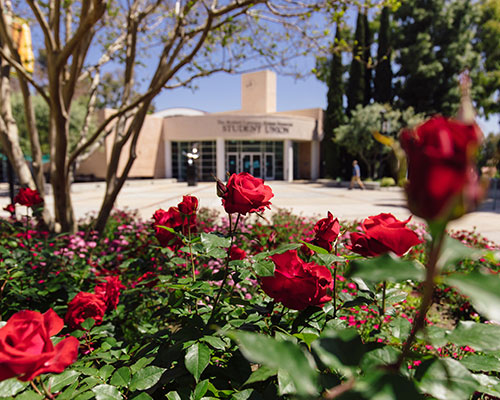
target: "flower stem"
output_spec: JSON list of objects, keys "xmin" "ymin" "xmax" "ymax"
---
[
  {"xmin": 41, "ymin": 380, "xmax": 56, "ymax": 400},
  {"xmin": 394, "ymin": 225, "xmax": 446, "ymax": 369},
  {"xmin": 210, "ymin": 213, "xmax": 241, "ymax": 322},
  {"xmin": 333, "ymin": 241, "xmax": 339, "ymax": 318}
]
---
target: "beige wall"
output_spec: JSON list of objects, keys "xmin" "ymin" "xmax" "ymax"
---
[{"xmin": 241, "ymin": 70, "xmax": 277, "ymax": 114}]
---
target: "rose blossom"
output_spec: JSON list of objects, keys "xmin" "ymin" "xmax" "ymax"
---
[
  {"xmin": 94, "ymin": 276, "xmax": 125, "ymax": 312},
  {"xmin": 346, "ymin": 213, "xmax": 422, "ymax": 257},
  {"xmin": 400, "ymin": 116, "xmax": 482, "ymax": 221},
  {"xmin": 312, "ymin": 211, "xmax": 340, "ymax": 251},
  {"xmin": 3, "ymin": 204, "xmax": 15, "ymax": 215},
  {"xmin": 65, "ymin": 292, "xmax": 107, "ymax": 331},
  {"xmin": 221, "ymin": 172, "xmax": 274, "ymax": 215},
  {"xmin": 260, "ymin": 250, "xmax": 332, "ymax": 310},
  {"xmin": 229, "ymin": 246, "xmax": 247, "ymax": 260},
  {"xmin": 0, "ymin": 309, "xmax": 79, "ymax": 381},
  {"xmin": 152, "ymin": 207, "xmax": 183, "ymax": 249},
  {"xmin": 14, "ymin": 188, "xmax": 43, "ymax": 208}
]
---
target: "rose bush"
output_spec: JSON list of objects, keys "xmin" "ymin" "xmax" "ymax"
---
[
  {"xmin": 0, "ymin": 309, "xmax": 79, "ymax": 381},
  {"xmin": 260, "ymin": 249, "xmax": 333, "ymax": 310},
  {"xmin": 221, "ymin": 172, "xmax": 274, "ymax": 215},
  {"xmin": 400, "ymin": 116, "xmax": 483, "ymax": 221},
  {"xmin": 94, "ymin": 275, "xmax": 125, "ymax": 312}
]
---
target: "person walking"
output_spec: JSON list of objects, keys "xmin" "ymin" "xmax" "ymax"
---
[{"xmin": 349, "ymin": 160, "xmax": 365, "ymax": 190}]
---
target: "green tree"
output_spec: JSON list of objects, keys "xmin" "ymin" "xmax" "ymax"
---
[
  {"xmin": 393, "ymin": 0, "xmax": 480, "ymax": 116},
  {"xmin": 476, "ymin": 0, "xmax": 500, "ymax": 119},
  {"xmin": 322, "ymin": 25, "xmax": 346, "ymax": 178},
  {"xmin": 374, "ymin": 7, "xmax": 392, "ymax": 104},
  {"xmin": 363, "ymin": 12, "xmax": 372, "ymax": 105},
  {"xmin": 346, "ymin": 10, "xmax": 366, "ymax": 114},
  {"xmin": 334, "ymin": 103, "xmax": 424, "ymax": 179}
]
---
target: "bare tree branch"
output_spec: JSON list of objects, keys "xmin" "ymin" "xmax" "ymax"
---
[{"xmin": 26, "ymin": 0, "xmax": 57, "ymax": 50}]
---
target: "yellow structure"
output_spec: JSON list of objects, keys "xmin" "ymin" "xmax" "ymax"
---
[{"xmin": 11, "ymin": 18, "xmax": 34, "ymax": 73}]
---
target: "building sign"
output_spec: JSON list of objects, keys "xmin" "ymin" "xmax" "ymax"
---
[{"xmin": 217, "ymin": 119, "xmax": 293, "ymax": 135}]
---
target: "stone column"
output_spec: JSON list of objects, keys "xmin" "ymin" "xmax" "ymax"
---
[
  {"xmin": 283, "ymin": 139, "xmax": 294, "ymax": 182},
  {"xmin": 310, "ymin": 139, "xmax": 320, "ymax": 180},
  {"xmin": 164, "ymin": 140, "xmax": 172, "ymax": 178},
  {"xmin": 216, "ymin": 138, "xmax": 225, "ymax": 181}
]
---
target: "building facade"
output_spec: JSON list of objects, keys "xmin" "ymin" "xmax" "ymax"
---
[{"xmin": 77, "ymin": 70, "xmax": 324, "ymax": 182}]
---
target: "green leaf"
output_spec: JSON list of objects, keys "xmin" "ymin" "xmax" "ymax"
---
[
  {"xmin": 16, "ymin": 391, "xmax": 44, "ymax": 400},
  {"xmin": 471, "ymin": 374, "xmax": 500, "ymax": 397},
  {"xmin": 388, "ymin": 318, "xmax": 411, "ymax": 341},
  {"xmin": 438, "ymin": 235, "xmax": 484, "ymax": 271},
  {"xmin": 166, "ymin": 392, "xmax": 182, "ymax": 400},
  {"xmin": 348, "ymin": 253, "xmax": 425, "ymax": 283},
  {"xmin": 315, "ymin": 253, "xmax": 345, "ymax": 266},
  {"xmin": 200, "ymin": 335, "xmax": 227, "ymax": 350},
  {"xmin": 231, "ymin": 389, "xmax": 254, "ymax": 400},
  {"xmin": 227, "ymin": 330, "xmax": 318, "ymax": 396},
  {"xmin": 299, "ymin": 240, "xmax": 329, "ymax": 254},
  {"xmin": 81, "ymin": 317, "xmax": 96, "ymax": 331},
  {"xmin": 49, "ymin": 370, "xmax": 81, "ymax": 392},
  {"xmin": 415, "ymin": 358, "xmax": 477, "ymax": 400},
  {"xmin": 110, "ymin": 367, "xmax": 131, "ymax": 387},
  {"xmin": 193, "ymin": 379, "xmax": 209, "ymax": 400},
  {"xmin": 91, "ymin": 384, "xmax": 123, "ymax": 400},
  {"xmin": 243, "ymin": 365, "xmax": 277, "ymax": 386},
  {"xmin": 444, "ymin": 272, "xmax": 500, "ymax": 322},
  {"xmin": 253, "ymin": 259, "xmax": 274, "ymax": 277},
  {"xmin": 130, "ymin": 366, "xmax": 165, "ymax": 391},
  {"xmin": 200, "ymin": 233, "xmax": 231, "ymax": 249},
  {"xmin": 130, "ymin": 357, "xmax": 154, "ymax": 374},
  {"xmin": 185, "ymin": 343, "xmax": 211, "ymax": 383},
  {"xmin": 447, "ymin": 321, "xmax": 500, "ymax": 352},
  {"xmin": 461, "ymin": 354, "xmax": 500, "ymax": 372},
  {"xmin": 99, "ymin": 365, "xmax": 115, "ymax": 380},
  {"xmin": 277, "ymin": 369, "xmax": 295, "ymax": 395},
  {"xmin": 357, "ymin": 371, "xmax": 424, "ymax": 400},
  {"xmin": 131, "ymin": 394, "xmax": 153, "ymax": 400},
  {"xmin": 312, "ymin": 328, "xmax": 366, "ymax": 370},
  {"xmin": 0, "ymin": 378, "xmax": 28, "ymax": 397},
  {"xmin": 267, "ymin": 243, "xmax": 302, "ymax": 255},
  {"xmin": 360, "ymin": 346, "xmax": 401, "ymax": 372}
]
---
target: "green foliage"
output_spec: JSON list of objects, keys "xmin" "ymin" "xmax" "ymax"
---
[
  {"xmin": 10, "ymin": 93, "xmax": 94, "ymax": 156},
  {"xmin": 374, "ymin": 7, "xmax": 393, "ymax": 103},
  {"xmin": 334, "ymin": 103, "xmax": 424, "ymax": 178},
  {"xmin": 347, "ymin": 11, "xmax": 366, "ymax": 114},
  {"xmin": 393, "ymin": 0, "xmax": 481, "ymax": 116}
]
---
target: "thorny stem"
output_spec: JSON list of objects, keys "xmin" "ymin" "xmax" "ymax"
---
[
  {"xmin": 394, "ymin": 228, "xmax": 446, "ymax": 369},
  {"xmin": 333, "ymin": 240, "xmax": 339, "ymax": 319},
  {"xmin": 40, "ymin": 380, "xmax": 56, "ymax": 400},
  {"xmin": 187, "ymin": 222, "xmax": 196, "ymax": 282},
  {"xmin": 210, "ymin": 213, "xmax": 241, "ymax": 322},
  {"xmin": 381, "ymin": 280, "xmax": 387, "ymax": 317}
]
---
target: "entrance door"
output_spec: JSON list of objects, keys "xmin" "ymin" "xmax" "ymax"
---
[
  {"xmin": 241, "ymin": 153, "xmax": 263, "ymax": 178},
  {"xmin": 264, "ymin": 153, "xmax": 274, "ymax": 180},
  {"xmin": 227, "ymin": 152, "xmax": 238, "ymax": 175}
]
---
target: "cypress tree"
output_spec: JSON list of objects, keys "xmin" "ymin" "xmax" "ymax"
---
[
  {"xmin": 322, "ymin": 25, "xmax": 345, "ymax": 178},
  {"xmin": 347, "ymin": 10, "xmax": 365, "ymax": 114},
  {"xmin": 374, "ymin": 7, "xmax": 392, "ymax": 104},
  {"xmin": 363, "ymin": 11, "xmax": 372, "ymax": 105}
]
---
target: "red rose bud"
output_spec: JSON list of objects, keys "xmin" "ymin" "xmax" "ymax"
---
[
  {"xmin": 346, "ymin": 213, "xmax": 422, "ymax": 257},
  {"xmin": 64, "ymin": 292, "xmax": 106, "ymax": 331},
  {"xmin": 215, "ymin": 178, "xmax": 228, "ymax": 198},
  {"xmin": 260, "ymin": 250, "xmax": 332, "ymax": 310},
  {"xmin": 229, "ymin": 246, "xmax": 247, "ymax": 261},
  {"xmin": 0, "ymin": 309, "xmax": 79, "ymax": 381},
  {"xmin": 311, "ymin": 211, "xmax": 340, "ymax": 252},
  {"xmin": 94, "ymin": 276, "xmax": 125, "ymax": 312},
  {"xmin": 178, "ymin": 195, "xmax": 198, "ymax": 217},
  {"xmin": 400, "ymin": 116, "xmax": 482, "ymax": 221},
  {"xmin": 222, "ymin": 172, "xmax": 274, "ymax": 215},
  {"xmin": 14, "ymin": 188, "xmax": 43, "ymax": 208}
]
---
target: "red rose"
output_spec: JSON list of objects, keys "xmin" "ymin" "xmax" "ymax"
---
[
  {"xmin": 14, "ymin": 188, "xmax": 43, "ymax": 208},
  {"xmin": 3, "ymin": 204, "xmax": 15, "ymax": 215},
  {"xmin": 95, "ymin": 276, "xmax": 125, "ymax": 312},
  {"xmin": 0, "ymin": 309, "xmax": 79, "ymax": 381},
  {"xmin": 152, "ymin": 207, "xmax": 183, "ymax": 248},
  {"xmin": 260, "ymin": 250, "xmax": 332, "ymax": 310},
  {"xmin": 346, "ymin": 213, "xmax": 422, "ymax": 257},
  {"xmin": 229, "ymin": 246, "xmax": 247, "ymax": 260},
  {"xmin": 400, "ymin": 116, "xmax": 482, "ymax": 221},
  {"xmin": 64, "ymin": 292, "xmax": 106, "ymax": 331},
  {"xmin": 312, "ymin": 212, "xmax": 340, "ymax": 252},
  {"xmin": 222, "ymin": 172, "xmax": 274, "ymax": 215},
  {"xmin": 178, "ymin": 195, "xmax": 198, "ymax": 235}
]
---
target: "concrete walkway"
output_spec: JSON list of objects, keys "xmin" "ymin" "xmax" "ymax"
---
[{"xmin": 1, "ymin": 180, "xmax": 499, "ymax": 244}]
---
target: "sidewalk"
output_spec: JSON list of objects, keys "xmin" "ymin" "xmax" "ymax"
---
[{"xmin": 1, "ymin": 180, "xmax": 499, "ymax": 244}]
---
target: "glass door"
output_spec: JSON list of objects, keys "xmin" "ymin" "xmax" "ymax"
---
[
  {"xmin": 264, "ymin": 153, "xmax": 274, "ymax": 180},
  {"xmin": 227, "ymin": 153, "xmax": 239, "ymax": 175}
]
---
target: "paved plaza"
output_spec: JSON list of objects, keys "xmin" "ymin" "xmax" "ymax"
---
[{"xmin": 1, "ymin": 180, "xmax": 499, "ymax": 244}]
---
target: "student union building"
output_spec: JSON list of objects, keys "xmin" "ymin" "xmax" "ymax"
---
[{"xmin": 77, "ymin": 70, "xmax": 324, "ymax": 182}]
